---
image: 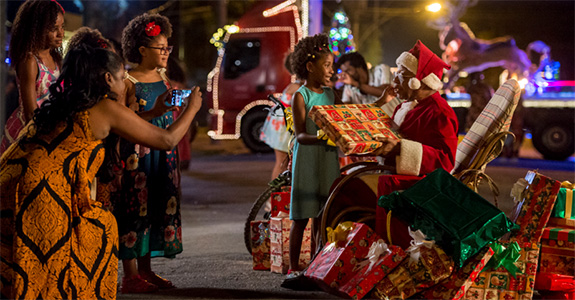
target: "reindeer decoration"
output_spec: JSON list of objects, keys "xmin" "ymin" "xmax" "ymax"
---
[{"xmin": 428, "ymin": 0, "xmax": 532, "ymax": 89}]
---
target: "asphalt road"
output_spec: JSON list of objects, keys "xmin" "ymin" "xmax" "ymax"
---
[{"xmin": 117, "ymin": 130, "xmax": 574, "ymax": 300}]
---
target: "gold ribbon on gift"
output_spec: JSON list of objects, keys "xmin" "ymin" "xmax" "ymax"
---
[
  {"xmin": 456, "ymin": 168, "xmax": 500, "ymax": 207},
  {"xmin": 284, "ymin": 107, "xmax": 294, "ymax": 134},
  {"xmin": 561, "ymin": 181, "xmax": 575, "ymax": 189},
  {"xmin": 324, "ymin": 221, "xmax": 355, "ymax": 252},
  {"xmin": 485, "ymin": 241, "xmax": 521, "ymax": 278}
]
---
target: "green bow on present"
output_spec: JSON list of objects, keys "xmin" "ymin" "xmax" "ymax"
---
[{"xmin": 484, "ymin": 241, "xmax": 521, "ymax": 278}]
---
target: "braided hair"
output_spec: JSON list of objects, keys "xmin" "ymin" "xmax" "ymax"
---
[
  {"xmin": 9, "ymin": 0, "xmax": 65, "ymax": 70},
  {"xmin": 121, "ymin": 13, "xmax": 173, "ymax": 64},
  {"xmin": 32, "ymin": 45, "xmax": 123, "ymax": 136},
  {"xmin": 290, "ymin": 33, "xmax": 331, "ymax": 80}
]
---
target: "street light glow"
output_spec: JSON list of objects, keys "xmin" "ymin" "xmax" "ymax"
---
[{"xmin": 426, "ymin": 3, "xmax": 442, "ymax": 13}]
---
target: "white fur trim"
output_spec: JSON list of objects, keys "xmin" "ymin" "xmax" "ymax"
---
[
  {"xmin": 396, "ymin": 139, "xmax": 422, "ymax": 176},
  {"xmin": 396, "ymin": 52, "xmax": 418, "ymax": 74},
  {"xmin": 408, "ymin": 78, "xmax": 421, "ymax": 90},
  {"xmin": 421, "ymin": 73, "xmax": 443, "ymax": 91}
]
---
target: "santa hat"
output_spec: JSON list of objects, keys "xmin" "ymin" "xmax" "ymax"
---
[{"xmin": 395, "ymin": 40, "xmax": 451, "ymax": 91}]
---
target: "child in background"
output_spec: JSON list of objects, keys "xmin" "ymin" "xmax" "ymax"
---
[
  {"xmin": 283, "ymin": 34, "xmax": 341, "ymax": 285},
  {"xmin": 260, "ymin": 52, "xmax": 302, "ymax": 180},
  {"xmin": 116, "ymin": 13, "xmax": 181, "ymax": 293},
  {"xmin": 67, "ymin": 27, "xmax": 116, "ymax": 54},
  {"xmin": 0, "ymin": 0, "xmax": 64, "ymax": 154}
]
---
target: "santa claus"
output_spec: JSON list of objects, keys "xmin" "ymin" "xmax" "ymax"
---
[{"xmin": 373, "ymin": 40, "xmax": 458, "ymax": 176}]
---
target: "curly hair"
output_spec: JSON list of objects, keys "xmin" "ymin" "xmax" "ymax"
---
[
  {"xmin": 67, "ymin": 27, "xmax": 113, "ymax": 54},
  {"xmin": 9, "ymin": 0, "xmax": 65, "ymax": 70},
  {"xmin": 121, "ymin": 13, "xmax": 173, "ymax": 64},
  {"xmin": 290, "ymin": 34, "xmax": 331, "ymax": 80},
  {"xmin": 31, "ymin": 45, "xmax": 123, "ymax": 137}
]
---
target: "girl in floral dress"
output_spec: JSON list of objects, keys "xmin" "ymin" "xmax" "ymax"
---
[
  {"xmin": 0, "ymin": 0, "xmax": 65, "ymax": 154},
  {"xmin": 113, "ymin": 13, "xmax": 182, "ymax": 293}
]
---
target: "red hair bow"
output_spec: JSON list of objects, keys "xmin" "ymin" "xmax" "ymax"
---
[{"xmin": 145, "ymin": 22, "xmax": 161, "ymax": 37}]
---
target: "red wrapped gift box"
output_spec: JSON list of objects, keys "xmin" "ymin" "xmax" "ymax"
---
[
  {"xmin": 250, "ymin": 220, "xmax": 270, "ymax": 270},
  {"xmin": 538, "ymin": 226, "xmax": 574, "ymax": 277},
  {"xmin": 269, "ymin": 217, "xmax": 311, "ymax": 274},
  {"xmin": 420, "ymin": 246, "xmax": 495, "ymax": 300},
  {"xmin": 304, "ymin": 222, "xmax": 379, "ymax": 291},
  {"xmin": 308, "ymin": 104, "xmax": 400, "ymax": 155},
  {"xmin": 513, "ymin": 171, "xmax": 561, "ymax": 244},
  {"xmin": 337, "ymin": 241, "xmax": 406, "ymax": 300},
  {"xmin": 270, "ymin": 192, "xmax": 290, "ymax": 218}
]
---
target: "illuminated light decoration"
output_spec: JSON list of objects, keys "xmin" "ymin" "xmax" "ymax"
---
[
  {"xmin": 263, "ymin": 0, "xmax": 296, "ymax": 17},
  {"xmin": 426, "ymin": 3, "xmax": 442, "ymax": 13},
  {"xmin": 328, "ymin": 9, "xmax": 355, "ymax": 58},
  {"xmin": 210, "ymin": 24, "xmax": 241, "ymax": 50},
  {"xmin": 301, "ymin": 0, "xmax": 309, "ymax": 37},
  {"xmin": 207, "ymin": 4, "xmax": 302, "ymax": 140}
]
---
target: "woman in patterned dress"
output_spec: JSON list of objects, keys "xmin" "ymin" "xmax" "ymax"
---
[
  {"xmin": 112, "ymin": 13, "xmax": 184, "ymax": 293},
  {"xmin": 0, "ymin": 46, "xmax": 202, "ymax": 299},
  {"xmin": 0, "ymin": 0, "xmax": 65, "ymax": 155}
]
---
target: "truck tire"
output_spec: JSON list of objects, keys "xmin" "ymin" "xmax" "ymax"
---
[
  {"xmin": 532, "ymin": 122, "xmax": 575, "ymax": 161},
  {"xmin": 241, "ymin": 109, "xmax": 272, "ymax": 153}
]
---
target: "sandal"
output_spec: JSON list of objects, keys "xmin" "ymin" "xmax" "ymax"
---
[
  {"xmin": 140, "ymin": 271, "xmax": 176, "ymax": 289},
  {"xmin": 121, "ymin": 275, "xmax": 159, "ymax": 294}
]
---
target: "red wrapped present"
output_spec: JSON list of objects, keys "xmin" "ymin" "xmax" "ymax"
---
[
  {"xmin": 538, "ymin": 226, "xmax": 575, "ymax": 276},
  {"xmin": 304, "ymin": 222, "xmax": 379, "ymax": 291},
  {"xmin": 512, "ymin": 171, "xmax": 561, "ymax": 244},
  {"xmin": 419, "ymin": 246, "xmax": 495, "ymax": 300},
  {"xmin": 464, "ymin": 241, "xmax": 540, "ymax": 300},
  {"xmin": 534, "ymin": 273, "xmax": 575, "ymax": 291},
  {"xmin": 337, "ymin": 240, "xmax": 406, "ymax": 300},
  {"xmin": 308, "ymin": 104, "xmax": 400, "ymax": 155},
  {"xmin": 270, "ymin": 192, "xmax": 290, "ymax": 218},
  {"xmin": 371, "ymin": 230, "xmax": 455, "ymax": 300},
  {"xmin": 251, "ymin": 220, "xmax": 270, "ymax": 270},
  {"xmin": 269, "ymin": 217, "xmax": 311, "ymax": 274},
  {"xmin": 375, "ymin": 174, "xmax": 424, "ymax": 249}
]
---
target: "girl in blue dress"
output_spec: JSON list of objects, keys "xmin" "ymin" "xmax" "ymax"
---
[
  {"xmin": 284, "ymin": 34, "xmax": 341, "ymax": 282},
  {"xmin": 115, "ymin": 13, "xmax": 182, "ymax": 293}
]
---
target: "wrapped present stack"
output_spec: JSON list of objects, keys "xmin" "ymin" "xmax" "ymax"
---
[
  {"xmin": 250, "ymin": 220, "xmax": 270, "ymax": 270},
  {"xmin": 464, "ymin": 170, "xmax": 562, "ymax": 300},
  {"xmin": 269, "ymin": 216, "xmax": 311, "ymax": 274},
  {"xmin": 535, "ymin": 181, "xmax": 575, "ymax": 298},
  {"xmin": 308, "ymin": 104, "xmax": 400, "ymax": 155}
]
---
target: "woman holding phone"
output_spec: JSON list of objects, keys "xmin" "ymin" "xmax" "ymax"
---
[{"xmin": 109, "ymin": 13, "xmax": 183, "ymax": 293}]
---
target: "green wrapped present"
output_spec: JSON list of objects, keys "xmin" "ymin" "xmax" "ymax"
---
[
  {"xmin": 551, "ymin": 187, "xmax": 574, "ymax": 221},
  {"xmin": 378, "ymin": 169, "xmax": 519, "ymax": 267}
]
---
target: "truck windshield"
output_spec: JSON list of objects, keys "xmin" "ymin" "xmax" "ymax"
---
[{"xmin": 223, "ymin": 39, "xmax": 261, "ymax": 79}]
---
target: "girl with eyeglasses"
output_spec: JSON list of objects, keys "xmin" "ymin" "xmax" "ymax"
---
[{"xmin": 113, "ymin": 13, "xmax": 183, "ymax": 293}]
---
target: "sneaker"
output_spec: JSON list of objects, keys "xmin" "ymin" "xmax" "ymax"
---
[
  {"xmin": 140, "ymin": 271, "xmax": 176, "ymax": 289},
  {"xmin": 121, "ymin": 275, "xmax": 159, "ymax": 294},
  {"xmin": 280, "ymin": 270, "xmax": 319, "ymax": 291}
]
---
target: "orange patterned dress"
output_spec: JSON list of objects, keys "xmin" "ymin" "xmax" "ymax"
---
[{"xmin": 0, "ymin": 111, "xmax": 118, "ymax": 299}]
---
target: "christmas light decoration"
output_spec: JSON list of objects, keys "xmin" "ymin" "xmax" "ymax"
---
[{"xmin": 328, "ymin": 9, "xmax": 355, "ymax": 57}]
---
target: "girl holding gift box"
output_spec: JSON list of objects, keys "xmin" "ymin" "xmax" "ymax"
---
[
  {"xmin": 0, "ymin": 0, "xmax": 65, "ymax": 155},
  {"xmin": 282, "ymin": 34, "xmax": 342, "ymax": 287}
]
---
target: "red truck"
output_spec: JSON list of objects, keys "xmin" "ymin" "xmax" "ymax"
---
[{"xmin": 206, "ymin": 0, "xmax": 302, "ymax": 152}]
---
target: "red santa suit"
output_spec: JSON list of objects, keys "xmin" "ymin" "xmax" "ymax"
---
[
  {"xmin": 387, "ymin": 40, "xmax": 458, "ymax": 176},
  {"xmin": 392, "ymin": 92, "xmax": 459, "ymax": 176}
]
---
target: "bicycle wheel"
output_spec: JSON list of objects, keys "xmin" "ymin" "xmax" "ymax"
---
[{"xmin": 244, "ymin": 170, "xmax": 292, "ymax": 254}]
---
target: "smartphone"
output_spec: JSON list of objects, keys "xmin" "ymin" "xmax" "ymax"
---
[{"xmin": 171, "ymin": 89, "xmax": 192, "ymax": 106}]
